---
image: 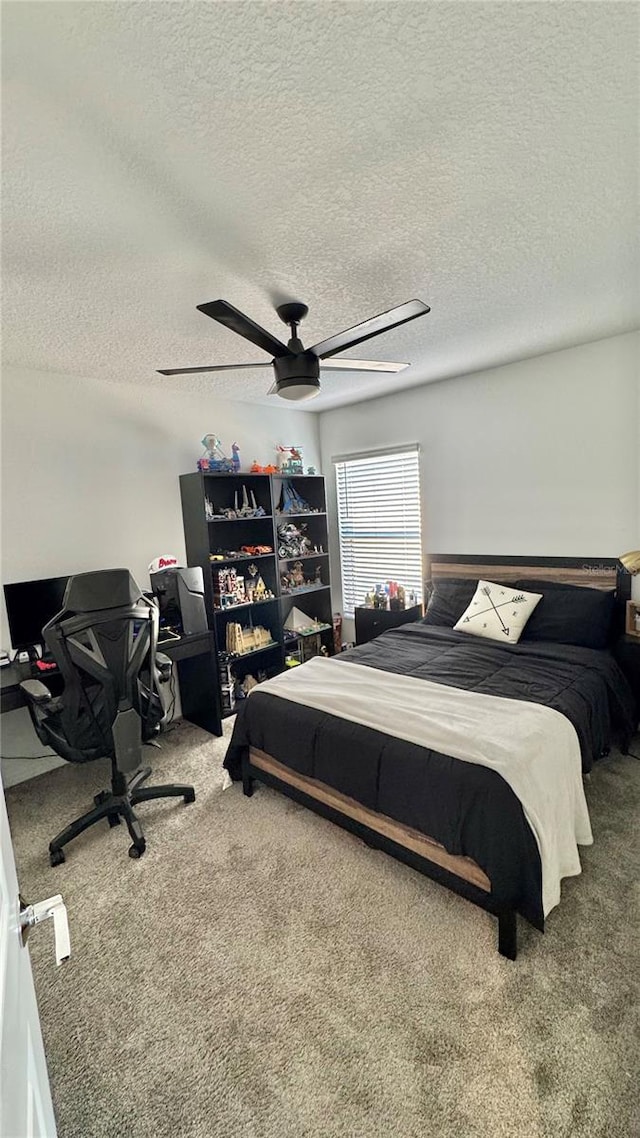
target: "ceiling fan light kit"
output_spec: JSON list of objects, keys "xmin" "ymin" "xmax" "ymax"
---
[
  {"xmin": 158, "ymin": 296, "xmax": 430, "ymax": 401},
  {"xmin": 272, "ymin": 377, "xmax": 321, "ymax": 402}
]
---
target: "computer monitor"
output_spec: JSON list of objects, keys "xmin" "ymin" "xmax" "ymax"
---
[{"xmin": 3, "ymin": 576, "xmax": 69, "ymax": 650}]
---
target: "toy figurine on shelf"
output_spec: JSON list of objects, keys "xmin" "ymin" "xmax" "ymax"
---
[
  {"xmin": 276, "ymin": 445, "xmax": 304, "ymax": 475},
  {"xmin": 307, "ymin": 466, "xmax": 316, "ymax": 475},
  {"xmin": 231, "ymin": 443, "xmax": 241, "ymax": 473},
  {"xmin": 250, "ymin": 460, "xmax": 279, "ymax": 474},
  {"xmin": 290, "ymin": 561, "xmax": 305, "ymax": 587},
  {"xmin": 197, "ymin": 434, "xmax": 235, "ymax": 473}
]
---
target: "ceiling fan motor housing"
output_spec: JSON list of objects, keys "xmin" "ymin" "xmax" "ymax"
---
[{"xmin": 273, "ymin": 349, "xmax": 321, "ymax": 399}]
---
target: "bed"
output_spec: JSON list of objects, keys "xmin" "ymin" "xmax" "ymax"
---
[{"xmin": 224, "ymin": 555, "xmax": 636, "ymax": 958}]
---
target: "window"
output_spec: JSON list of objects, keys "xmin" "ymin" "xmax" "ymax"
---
[{"xmin": 334, "ymin": 445, "xmax": 423, "ymax": 616}]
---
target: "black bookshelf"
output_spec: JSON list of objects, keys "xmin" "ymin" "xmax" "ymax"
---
[{"xmin": 179, "ymin": 471, "xmax": 332, "ymax": 714}]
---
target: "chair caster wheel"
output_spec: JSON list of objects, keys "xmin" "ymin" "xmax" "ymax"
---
[
  {"xmin": 107, "ymin": 813, "xmax": 121, "ymax": 828},
  {"xmin": 184, "ymin": 789, "xmax": 196, "ymax": 804},
  {"xmin": 49, "ymin": 849, "xmax": 65, "ymax": 867},
  {"xmin": 128, "ymin": 841, "xmax": 146, "ymax": 859}
]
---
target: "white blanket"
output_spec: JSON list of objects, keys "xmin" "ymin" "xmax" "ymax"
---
[{"xmin": 254, "ymin": 657, "xmax": 593, "ymax": 916}]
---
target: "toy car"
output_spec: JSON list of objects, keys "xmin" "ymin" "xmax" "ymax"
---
[{"xmin": 241, "ymin": 544, "xmax": 273, "ymax": 555}]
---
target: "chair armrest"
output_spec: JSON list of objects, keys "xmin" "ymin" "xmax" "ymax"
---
[
  {"xmin": 155, "ymin": 653, "xmax": 172, "ymax": 682},
  {"xmin": 20, "ymin": 679, "xmax": 54, "ymax": 705}
]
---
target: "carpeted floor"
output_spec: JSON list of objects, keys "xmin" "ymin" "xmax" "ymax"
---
[{"xmin": 6, "ymin": 720, "xmax": 640, "ymax": 1138}]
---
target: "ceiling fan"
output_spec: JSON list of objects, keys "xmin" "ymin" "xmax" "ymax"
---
[{"xmin": 158, "ymin": 297, "xmax": 431, "ymax": 402}]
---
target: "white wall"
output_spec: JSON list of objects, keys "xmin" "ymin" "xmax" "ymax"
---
[
  {"xmin": 319, "ymin": 332, "xmax": 640, "ymax": 619},
  {"xmin": 1, "ymin": 366, "xmax": 320, "ymax": 647}
]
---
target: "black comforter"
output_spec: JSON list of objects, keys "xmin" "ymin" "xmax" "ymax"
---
[{"xmin": 225, "ymin": 624, "xmax": 636, "ymax": 928}]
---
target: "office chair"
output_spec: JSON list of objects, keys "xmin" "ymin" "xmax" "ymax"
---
[{"xmin": 20, "ymin": 569, "xmax": 195, "ymax": 865}]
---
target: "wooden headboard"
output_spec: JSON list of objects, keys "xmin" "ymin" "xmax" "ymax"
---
[{"xmin": 426, "ymin": 554, "xmax": 629, "ymax": 599}]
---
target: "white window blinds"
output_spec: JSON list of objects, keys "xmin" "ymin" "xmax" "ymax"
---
[{"xmin": 334, "ymin": 445, "xmax": 423, "ymax": 616}]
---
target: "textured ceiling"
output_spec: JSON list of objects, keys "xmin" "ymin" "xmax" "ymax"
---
[{"xmin": 2, "ymin": 2, "xmax": 639, "ymax": 412}]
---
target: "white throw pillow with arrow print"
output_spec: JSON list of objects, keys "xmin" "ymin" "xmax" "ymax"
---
[{"xmin": 454, "ymin": 580, "xmax": 543, "ymax": 644}]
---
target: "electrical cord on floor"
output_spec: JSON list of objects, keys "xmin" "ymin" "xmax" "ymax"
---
[
  {"xmin": 1, "ymin": 752, "xmax": 57, "ymax": 761},
  {"xmin": 167, "ymin": 672, "xmax": 177, "ymax": 722}
]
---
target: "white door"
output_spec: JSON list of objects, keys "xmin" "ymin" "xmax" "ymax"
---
[{"xmin": 0, "ymin": 789, "xmax": 58, "ymax": 1138}]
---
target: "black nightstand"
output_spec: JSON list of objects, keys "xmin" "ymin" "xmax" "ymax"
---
[
  {"xmin": 354, "ymin": 604, "xmax": 423, "ymax": 646},
  {"xmin": 614, "ymin": 635, "xmax": 640, "ymax": 726}
]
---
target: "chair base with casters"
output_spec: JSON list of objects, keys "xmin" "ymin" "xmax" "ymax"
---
[{"xmin": 48, "ymin": 765, "xmax": 196, "ymax": 865}]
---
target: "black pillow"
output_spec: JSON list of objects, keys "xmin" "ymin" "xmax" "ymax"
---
[
  {"xmin": 422, "ymin": 578, "xmax": 478, "ymax": 627},
  {"xmin": 516, "ymin": 579, "xmax": 615, "ymax": 650}
]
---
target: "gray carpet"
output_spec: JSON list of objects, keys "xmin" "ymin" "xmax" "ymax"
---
[{"xmin": 6, "ymin": 720, "xmax": 640, "ymax": 1138}]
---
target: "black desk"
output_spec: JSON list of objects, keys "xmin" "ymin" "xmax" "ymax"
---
[
  {"xmin": 160, "ymin": 631, "xmax": 222, "ymax": 736},
  {"xmin": 0, "ymin": 631, "xmax": 222, "ymax": 737},
  {"xmin": 0, "ymin": 662, "xmax": 64, "ymax": 713}
]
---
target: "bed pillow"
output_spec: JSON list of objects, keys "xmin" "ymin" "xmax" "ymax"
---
[
  {"xmin": 422, "ymin": 578, "xmax": 479, "ymax": 627},
  {"xmin": 516, "ymin": 579, "xmax": 616, "ymax": 649},
  {"xmin": 453, "ymin": 580, "xmax": 542, "ymax": 644}
]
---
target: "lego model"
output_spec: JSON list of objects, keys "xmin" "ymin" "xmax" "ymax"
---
[
  {"xmin": 197, "ymin": 434, "xmax": 235, "ymax": 473},
  {"xmin": 280, "ymin": 562, "xmax": 324, "ymax": 594},
  {"xmin": 276, "ymin": 445, "xmax": 304, "ymax": 475},
  {"xmin": 277, "ymin": 481, "xmax": 316, "ymax": 515},
  {"xmin": 225, "ymin": 622, "xmax": 275, "ymax": 656},
  {"xmin": 277, "ymin": 521, "xmax": 316, "ymax": 559},
  {"xmin": 215, "ymin": 567, "xmax": 247, "ymax": 608},
  {"xmin": 205, "ymin": 485, "xmax": 266, "ymax": 521}
]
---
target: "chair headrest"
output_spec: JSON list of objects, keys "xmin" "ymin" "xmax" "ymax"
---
[{"xmin": 63, "ymin": 570, "xmax": 144, "ymax": 612}]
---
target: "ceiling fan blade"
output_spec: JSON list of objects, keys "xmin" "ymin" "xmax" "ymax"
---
[
  {"xmin": 196, "ymin": 300, "xmax": 291, "ymax": 358},
  {"xmin": 311, "ymin": 299, "xmax": 430, "ymax": 360},
  {"xmin": 320, "ymin": 358, "xmax": 409, "ymax": 373},
  {"xmin": 157, "ymin": 363, "xmax": 271, "ymax": 376}
]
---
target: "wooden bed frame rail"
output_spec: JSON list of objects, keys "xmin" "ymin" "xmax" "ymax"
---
[{"xmin": 243, "ymin": 747, "xmax": 518, "ymax": 960}]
